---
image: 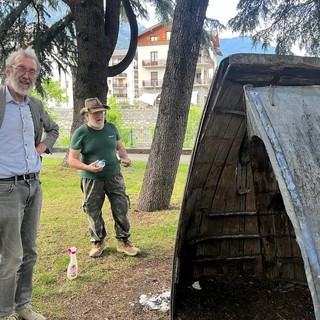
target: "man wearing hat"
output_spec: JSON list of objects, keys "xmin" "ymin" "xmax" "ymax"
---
[{"xmin": 68, "ymin": 97, "xmax": 140, "ymax": 257}]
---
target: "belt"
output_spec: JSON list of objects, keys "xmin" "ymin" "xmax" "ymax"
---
[{"xmin": 0, "ymin": 173, "xmax": 38, "ymax": 181}]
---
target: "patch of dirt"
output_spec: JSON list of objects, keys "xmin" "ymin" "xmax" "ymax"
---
[
  {"xmin": 61, "ymin": 257, "xmax": 173, "ymax": 320},
  {"xmin": 56, "ymin": 256, "xmax": 315, "ymax": 320},
  {"xmin": 175, "ymin": 275, "xmax": 315, "ymax": 320}
]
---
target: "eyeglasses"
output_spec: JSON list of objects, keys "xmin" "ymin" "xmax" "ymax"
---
[{"xmin": 10, "ymin": 65, "xmax": 38, "ymax": 78}]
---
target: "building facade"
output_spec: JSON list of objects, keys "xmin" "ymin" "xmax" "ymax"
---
[
  {"xmin": 137, "ymin": 23, "xmax": 219, "ymax": 107},
  {"xmin": 107, "ymin": 49, "xmax": 138, "ymax": 105}
]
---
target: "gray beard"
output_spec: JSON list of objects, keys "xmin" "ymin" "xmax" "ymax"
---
[{"xmin": 8, "ymin": 75, "xmax": 35, "ymax": 96}]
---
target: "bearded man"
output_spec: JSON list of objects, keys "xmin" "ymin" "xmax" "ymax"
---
[
  {"xmin": 68, "ymin": 98, "xmax": 140, "ymax": 258},
  {"xmin": 0, "ymin": 47, "xmax": 59, "ymax": 320}
]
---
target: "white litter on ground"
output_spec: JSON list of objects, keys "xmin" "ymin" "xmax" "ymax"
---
[
  {"xmin": 191, "ymin": 281, "xmax": 202, "ymax": 290},
  {"xmin": 139, "ymin": 289, "xmax": 171, "ymax": 312}
]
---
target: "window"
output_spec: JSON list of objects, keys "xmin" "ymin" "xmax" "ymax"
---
[
  {"xmin": 151, "ymin": 72, "xmax": 158, "ymax": 86},
  {"xmin": 196, "ymin": 72, "xmax": 201, "ymax": 84},
  {"xmin": 150, "ymin": 51, "xmax": 158, "ymax": 66},
  {"xmin": 166, "ymin": 32, "xmax": 171, "ymax": 40},
  {"xmin": 150, "ymin": 36, "xmax": 158, "ymax": 41},
  {"xmin": 150, "ymin": 51, "xmax": 158, "ymax": 61}
]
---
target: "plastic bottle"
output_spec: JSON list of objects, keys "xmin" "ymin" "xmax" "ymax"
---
[
  {"xmin": 95, "ymin": 160, "xmax": 106, "ymax": 168},
  {"xmin": 67, "ymin": 247, "xmax": 78, "ymax": 280}
]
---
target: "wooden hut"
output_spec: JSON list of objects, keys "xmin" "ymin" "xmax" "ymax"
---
[{"xmin": 171, "ymin": 54, "xmax": 320, "ymax": 319}]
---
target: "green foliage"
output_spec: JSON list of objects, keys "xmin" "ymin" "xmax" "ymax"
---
[
  {"xmin": 31, "ymin": 80, "xmax": 68, "ymax": 108},
  {"xmin": 0, "ymin": 1, "xmax": 76, "ymax": 82},
  {"xmin": 106, "ymin": 96, "xmax": 123, "ymax": 128},
  {"xmin": 184, "ymin": 105, "xmax": 203, "ymax": 148},
  {"xmin": 107, "ymin": 96, "xmax": 136, "ymax": 147},
  {"xmin": 119, "ymin": 127, "xmax": 136, "ymax": 148},
  {"xmin": 31, "ymin": 80, "xmax": 68, "ymax": 122},
  {"xmin": 55, "ymin": 135, "xmax": 70, "ymax": 148},
  {"xmin": 0, "ymin": 1, "xmax": 173, "ymax": 83},
  {"xmin": 187, "ymin": 105, "xmax": 202, "ymax": 132},
  {"xmin": 126, "ymin": 0, "xmax": 174, "ymax": 23}
]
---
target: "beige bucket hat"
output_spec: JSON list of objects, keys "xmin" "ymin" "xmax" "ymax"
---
[{"xmin": 80, "ymin": 97, "xmax": 110, "ymax": 115}]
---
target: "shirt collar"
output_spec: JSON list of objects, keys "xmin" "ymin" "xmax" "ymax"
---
[{"xmin": 5, "ymin": 86, "xmax": 30, "ymax": 105}]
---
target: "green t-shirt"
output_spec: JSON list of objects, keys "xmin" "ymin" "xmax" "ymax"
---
[{"xmin": 70, "ymin": 122, "xmax": 121, "ymax": 180}]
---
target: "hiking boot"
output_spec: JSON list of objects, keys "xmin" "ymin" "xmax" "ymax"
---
[
  {"xmin": 15, "ymin": 306, "xmax": 46, "ymax": 320},
  {"xmin": 117, "ymin": 240, "xmax": 140, "ymax": 256},
  {"xmin": 89, "ymin": 240, "xmax": 106, "ymax": 257},
  {"xmin": 0, "ymin": 314, "xmax": 19, "ymax": 320}
]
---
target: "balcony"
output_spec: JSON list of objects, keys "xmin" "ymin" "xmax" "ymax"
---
[
  {"xmin": 142, "ymin": 80, "xmax": 163, "ymax": 88},
  {"xmin": 113, "ymin": 88, "xmax": 127, "ymax": 97},
  {"xmin": 113, "ymin": 83, "xmax": 127, "ymax": 88},
  {"xmin": 193, "ymin": 79, "xmax": 212, "ymax": 86},
  {"xmin": 114, "ymin": 93, "xmax": 128, "ymax": 98},
  {"xmin": 114, "ymin": 72, "xmax": 127, "ymax": 78},
  {"xmin": 197, "ymin": 56, "xmax": 214, "ymax": 66},
  {"xmin": 142, "ymin": 59, "xmax": 167, "ymax": 67}
]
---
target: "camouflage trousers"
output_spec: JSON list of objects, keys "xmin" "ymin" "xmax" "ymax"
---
[{"xmin": 80, "ymin": 173, "xmax": 131, "ymax": 242}]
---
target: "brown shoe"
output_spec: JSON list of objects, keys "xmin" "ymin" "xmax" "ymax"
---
[
  {"xmin": 1, "ymin": 314, "xmax": 19, "ymax": 320},
  {"xmin": 117, "ymin": 240, "xmax": 140, "ymax": 256},
  {"xmin": 15, "ymin": 305, "xmax": 46, "ymax": 319},
  {"xmin": 89, "ymin": 240, "xmax": 106, "ymax": 257}
]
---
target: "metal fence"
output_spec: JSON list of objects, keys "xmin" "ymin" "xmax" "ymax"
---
[{"xmin": 56, "ymin": 127, "xmax": 197, "ymax": 149}]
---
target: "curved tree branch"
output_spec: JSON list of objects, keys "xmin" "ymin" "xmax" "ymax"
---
[{"xmin": 107, "ymin": 0, "xmax": 138, "ymax": 77}]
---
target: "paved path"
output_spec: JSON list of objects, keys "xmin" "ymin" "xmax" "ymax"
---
[{"xmin": 45, "ymin": 151, "xmax": 191, "ymax": 163}]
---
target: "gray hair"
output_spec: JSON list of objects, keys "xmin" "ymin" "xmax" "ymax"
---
[{"xmin": 5, "ymin": 46, "xmax": 40, "ymax": 71}]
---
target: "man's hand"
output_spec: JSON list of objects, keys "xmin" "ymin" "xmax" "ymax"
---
[
  {"xmin": 88, "ymin": 160, "xmax": 105, "ymax": 172},
  {"xmin": 35, "ymin": 142, "xmax": 47, "ymax": 155},
  {"xmin": 120, "ymin": 158, "xmax": 131, "ymax": 167}
]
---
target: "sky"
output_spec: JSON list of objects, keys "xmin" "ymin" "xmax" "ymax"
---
[
  {"xmin": 206, "ymin": 0, "xmax": 239, "ymax": 38},
  {"xmin": 140, "ymin": 0, "xmax": 240, "ymax": 38},
  {"xmin": 140, "ymin": 0, "xmax": 304, "ymax": 55},
  {"xmin": 207, "ymin": 0, "xmax": 303, "ymax": 54}
]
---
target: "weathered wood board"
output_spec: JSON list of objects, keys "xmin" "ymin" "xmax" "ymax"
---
[{"xmin": 245, "ymin": 85, "xmax": 320, "ymax": 317}]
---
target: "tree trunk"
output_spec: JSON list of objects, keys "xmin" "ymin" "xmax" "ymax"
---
[
  {"xmin": 137, "ymin": 0, "xmax": 209, "ymax": 211},
  {"xmin": 70, "ymin": 0, "xmax": 116, "ymax": 134},
  {"xmin": 62, "ymin": 0, "xmax": 121, "ymax": 166}
]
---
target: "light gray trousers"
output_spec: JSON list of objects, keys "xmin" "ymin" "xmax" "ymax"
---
[{"xmin": 0, "ymin": 178, "xmax": 42, "ymax": 317}]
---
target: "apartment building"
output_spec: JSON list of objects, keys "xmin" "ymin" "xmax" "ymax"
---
[
  {"xmin": 101, "ymin": 23, "xmax": 221, "ymax": 108},
  {"xmin": 136, "ymin": 23, "xmax": 171, "ymax": 106},
  {"xmin": 137, "ymin": 23, "xmax": 220, "ymax": 107},
  {"xmin": 107, "ymin": 49, "xmax": 138, "ymax": 105}
]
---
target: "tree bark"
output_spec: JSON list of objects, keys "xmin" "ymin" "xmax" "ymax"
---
[
  {"xmin": 61, "ymin": 0, "xmax": 117, "ymax": 167},
  {"xmin": 137, "ymin": 0, "xmax": 209, "ymax": 211},
  {"xmin": 70, "ymin": 0, "xmax": 113, "ymax": 134}
]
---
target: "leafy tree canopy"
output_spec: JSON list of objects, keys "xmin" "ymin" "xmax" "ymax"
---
[
  {"xmin": 0, "ymin": 0, "xmax": 174, "ymax": 84},
  {"xmin": 0, "ymin": 0, "xmax": 76, "ymax": 82},
  {"xmin": 228, "ymin": 0, "xmax": 320, "ymax": 56}
]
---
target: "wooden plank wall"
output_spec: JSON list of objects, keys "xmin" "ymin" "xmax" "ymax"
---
[
  {"xmin": 173, "ymin": 55, "xmax": 316, "ymax": 286},
  {"xmin": 250, "ymin": 136, "xmax": 306, "ymax": 283}
]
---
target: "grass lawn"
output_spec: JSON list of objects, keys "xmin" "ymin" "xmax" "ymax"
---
[{"xmin": 32, "ymin": 157, "xmax": 189, "ymax": 318}]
